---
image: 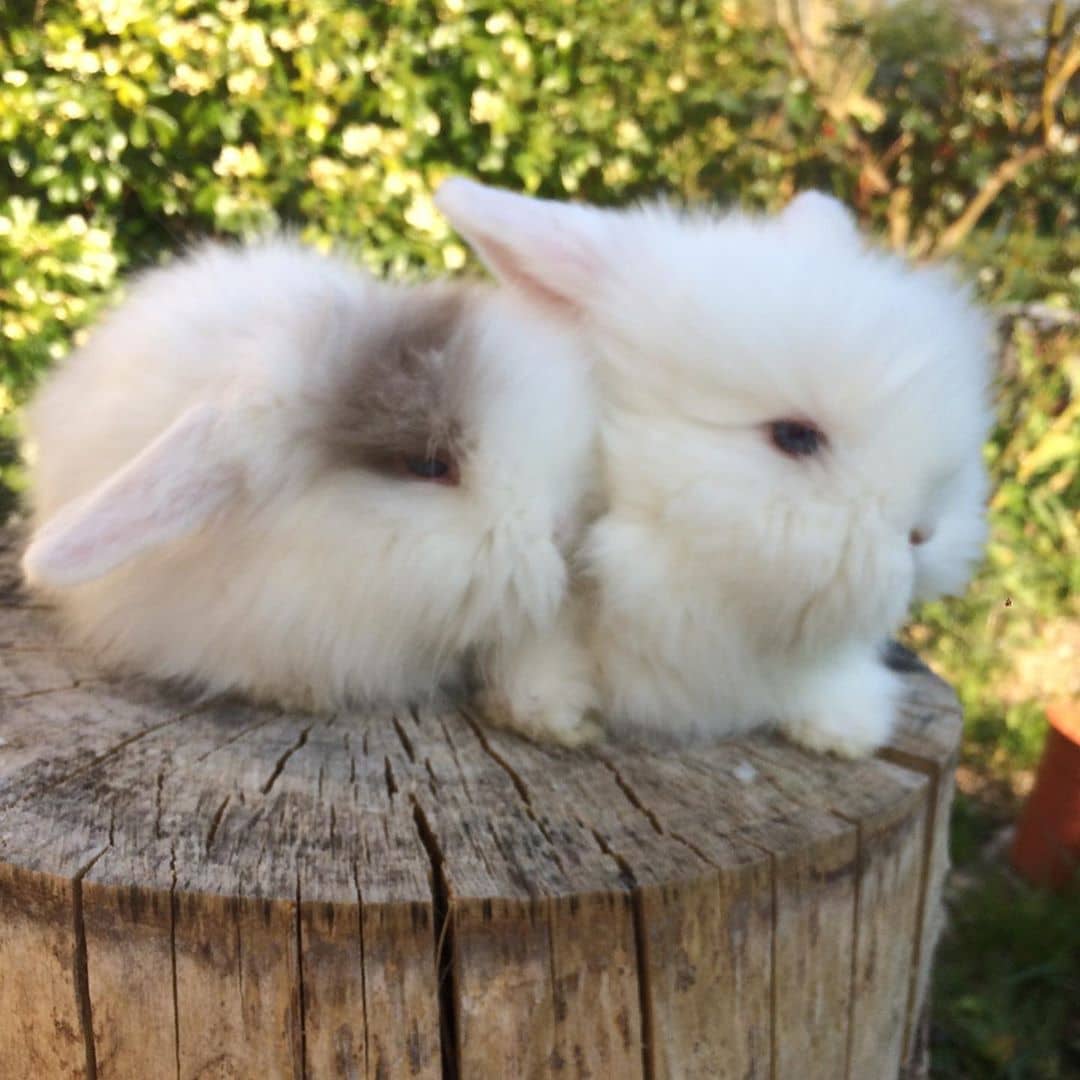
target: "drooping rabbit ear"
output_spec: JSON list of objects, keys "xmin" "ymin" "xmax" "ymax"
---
[
  {"xmin": 780, "ymin": 191, "xmax": 859, "ymax": 244},
  {"xmin": 23, "ymin": 402, "xmax": 244, "ymax": 588},
  {"xmin": 434, "ymin": 178, "xmax": 608, "ymax": 315}
]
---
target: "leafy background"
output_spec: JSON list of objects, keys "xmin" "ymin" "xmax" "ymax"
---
[{"xmin": 1, "ymin": 0, "xmax": 1077, "ymax": 1074}]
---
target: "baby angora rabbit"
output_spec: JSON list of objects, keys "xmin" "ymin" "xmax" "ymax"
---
[
  {"xmin": 436, "ymin": 179, "xmax": 992, "ymax": 757},
  {"xmin": 22, "ymin": 239, "xmax": 601, "ymax": 745}
]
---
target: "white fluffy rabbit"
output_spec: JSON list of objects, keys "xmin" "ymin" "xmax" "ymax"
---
[
  {"xmin": 436, "ymin": 179, "xmax": 993, "ymax": 757},
  {"xmin": 22, "ymin": 239, "xmax": 601, "ymax": 744}
]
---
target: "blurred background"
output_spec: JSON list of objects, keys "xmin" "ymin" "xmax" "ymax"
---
[{"xmin": 0, "ymin": 0, "xmax": 1076, "ymax": 1073}]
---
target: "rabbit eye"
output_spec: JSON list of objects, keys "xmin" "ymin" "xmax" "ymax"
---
[
  {"xmin": 403, "ymin": 454, "xmax": 457, "ymax": 484},
  {"xmin": 768, "ymin": 419, "xmax": 825, "ymax": 459}
]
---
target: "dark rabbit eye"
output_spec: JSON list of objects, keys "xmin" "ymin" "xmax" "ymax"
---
[
  {"xmin": 403, "ymin": 454, "xmax": 455, "ymax": 483},
  {"xmin": 768, "ymin": 420, "xmax": 825, "ymax": 459}
]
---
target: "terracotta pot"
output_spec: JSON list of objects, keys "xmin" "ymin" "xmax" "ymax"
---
[{"xmin": 1010, "ymin": 700, "xmax": 1080, "ymax": 890}]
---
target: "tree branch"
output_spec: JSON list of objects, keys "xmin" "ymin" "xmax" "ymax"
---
[
  {"xmin": 776, "ymin": 0, "xmax": 819, "ymax": 85},
  {"xmin": 1042, "ymin": 37, "xmax": 1080, "ymax": 142},
  {"xmin": 1022, "ymin": 0, "xmax": 1078, "ymax": 140},
  {"xmin": 935, "ymin": 0, "xmax": 1075, "ymax": 254},
  {"xmin": 934, "ymin": 144, "xmax": 1047, "ymax": 254}
]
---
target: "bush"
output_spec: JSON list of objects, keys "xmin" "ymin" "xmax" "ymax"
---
[
  {"xmin": 1, "ymin": 1, "xmax": 1076, "ymax": 391},
  {"xmin": 931, "ymin": 869, "xmax": 1080, "ymax": 1078}
]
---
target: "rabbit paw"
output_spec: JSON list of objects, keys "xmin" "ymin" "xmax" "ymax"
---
[
  {"xmin": 780, "ymin": 652, "xmax": 900, "ymax": 759},
  {"xmin": 477, "ymin": 684, "xmax": 604, "ymax": 748},
  {"xmin": 481, "ymin": 629, "xmax": 603, "ymax": 748}
]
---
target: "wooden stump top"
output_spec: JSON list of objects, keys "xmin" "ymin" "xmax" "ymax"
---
[{"xmin": 0, "ymin": 527, "xmax": 962, "ymax": 1079}]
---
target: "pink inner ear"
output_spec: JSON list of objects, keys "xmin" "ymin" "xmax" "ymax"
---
[
  {"xmin": 23, "ymin": 402, "xmax": 243, "ymax": 588},
  {"xmin": 42, "ymin": 466, "xmax": 238, "ymax": 576},
  {"xmin": 435, "ymin": 177, "xmax": 603, "ymax": 314},
  {"xmin": 481, "ymin": 235, "xmax": 587, "ymax": 313}
]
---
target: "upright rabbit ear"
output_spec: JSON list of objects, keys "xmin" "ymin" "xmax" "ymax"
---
[
  {"xmin": 23, "ymin": 402, "xmax": 244, "ymax": 588},
  {"xmin": 434, "ymin": 178, "xmax": 608, "ymax": 315}
]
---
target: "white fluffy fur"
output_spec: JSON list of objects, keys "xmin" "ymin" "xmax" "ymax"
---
[
  {"xmin": 23, "ymin": 239, "xmax": 600, "ymax": 743},
  {"xmin": 436, "ymin": 180, "xmax": 993, "ymax": 756}
]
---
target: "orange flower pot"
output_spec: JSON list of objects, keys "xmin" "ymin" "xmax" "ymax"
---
[{"xmin": 1010, "ymin": 700, "xmax": 1080, "ymax": 890}]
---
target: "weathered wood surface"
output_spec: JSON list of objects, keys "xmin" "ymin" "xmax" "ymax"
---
[{"xmin": 0, "ymin": 528, "xmax": 960, "ymax": 1079}]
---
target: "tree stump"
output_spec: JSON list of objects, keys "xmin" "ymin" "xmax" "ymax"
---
[{"xmin": 0, "ymin": 527, "xmax": 960, "ymax": 1079}]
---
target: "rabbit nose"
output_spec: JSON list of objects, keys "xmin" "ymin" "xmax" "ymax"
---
[{"xmin": 909, "ymin": 527, "xmax": 932, "ymax": 547}]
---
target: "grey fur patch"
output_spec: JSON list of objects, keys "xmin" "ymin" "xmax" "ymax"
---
[{"xmin": 318, "ymin": 282, "xmax": 478, "ymax": 479}]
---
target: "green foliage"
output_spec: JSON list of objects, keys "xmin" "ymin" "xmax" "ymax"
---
[
  {"xmin": 0, "ymin": 412, "xmax": 24, "ymax": 525},
  {"xmin": 931, "ymin": 870, "xmax": 1080, "ymax": 1078},
  {"xmin": 0, "ymin": 198, "xmax": 117, "ymax": 392},
  {"xmin": 1, "ymin": 0, "xmax": 1076, "ymax": 390}
]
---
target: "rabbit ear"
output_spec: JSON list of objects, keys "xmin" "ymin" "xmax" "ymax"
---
[
  {"xmin": 23, "ymin": 402, "xmax": 244, "ymax": 588},
  {"xmin": 781, "ymin": 191, "xmax": 859, "ymax": 243},
  {"xmin": 434, "ymin": 177, "xmax": 607, "ymax": 314}
]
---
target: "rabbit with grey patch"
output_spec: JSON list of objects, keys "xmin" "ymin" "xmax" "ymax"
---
[
  {"xmin": 22, "ymin": 239, "xmax": 600, "ymax": 745},
  {"xmin": 436, "ymin": 179, "xmax": 992, "ymax": 757}
]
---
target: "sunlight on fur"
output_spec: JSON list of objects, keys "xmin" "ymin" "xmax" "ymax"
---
[{"xmin": 22, "ymin": 185, "xmax": 992, "ymax": 758}]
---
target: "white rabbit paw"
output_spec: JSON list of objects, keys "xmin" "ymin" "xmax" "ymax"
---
[
  {"xmin": 780, "ymin": 655, "xmax": 900, "ymax": 759},
  {"xmin": 477, "ymin": 684, "xmax": 604, "ymax": 749}
]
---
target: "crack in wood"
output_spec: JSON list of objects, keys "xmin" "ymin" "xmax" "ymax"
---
[
  {"xmin": 717, "ymin": 750, "xmax": 867, "ymax": 861},
  {"xmin": 630, "ymin": 888, "xmax": 655, "ymax": 1080},
  {"xmin": 351, "ymin": 862, "xmax": 371, "ymax": 1080},
  {"xmin": 878, "ymin": 747, "xmax": 951, "ymax": 1064},
  {"xmin": 154, "ymin": 769, "xmax": 166, "ymax": 840},
  {"xmin": 900, "ymin": 775, "xmax": 941, "ymax": 1065},
  {"xmin": 0, "ymin": 680, "xmax": 81, "ymax": 701},
  {"xmin": 544, "ymin": 922, "xmax": 561, "ymax": 1071},
  {"xmin": 294, "ymin": 869, "xmax": 309, "ymax": 1080},
  {"xmin": 591, "ymin": 753, "xmax": 720, "ymax": 869},
  {"xmin": 483, "ymin": 819, "xmax": 538, "ymax": 899},
  {"xmin": 411, "ymin": 799, "xmax": 459, "ymax": 1080},
  {"xmin": 423, "ymin": 758, "xmax": 440, "ymax": 800},
  {"xmin": 433, "ymin": 713, "xmax": 473, "ymax": 802},
  {"xmin": 745, "ymin": 738, "xmax": 943, "ymax": 1074},
  {"xmin": 392, "ymin": 712, "xmax": 417, "ymax": 763},
  {"xmin": 593, "ymin": 754, "xmax": 664, "ymax": 835},
  {"xmin": 169, "ymin": 844, "xmax": 181, "ymax": 1080},
  {"xmin": 72, "ymin": 844, "xmax": 110, "ymax": 1080},
  {"xmin": 0, "ymin": 645, "xmax": 89, "ymax": 654},
  {"xmin": 582, "ymin": 825, "xmax": 654, "ymax": 1080},
  {"xmin": 769, "ymin": 851, "xmax": 779, "ymax": 1080},
  {"xmin": 457, "ymin": 709, "xmax": 532, "ymax": 806},
  {"xmin": 191, "ymin": 713, "xmax": 276, "ymax": 763},
  {"xmin": 205, "ymin": 796, "xmax": 230, "ymax": 855},
  {"xmin": 261, "ymin": 722, "xmax": 313, "ymax": 795},
  {"xmin": 4, "ymin": 707, "xmax": 197, "ymax": 813},
  {"xmin": 455, "ymin": 709, "xmax": 566, "ymax": 865},
  {"xmin": 583, "ymin": 825, "xmax": 636, "ymax": 891},
  {"xmin": 843, "ymin": 821, "xmax": 864, "ymax": 1080},
  {"xmin": 234, "ymin": 899, "xmax": 244, "ymax": 999}
]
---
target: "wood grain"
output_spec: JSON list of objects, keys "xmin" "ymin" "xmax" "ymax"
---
[{"xmin": 0, "ymin": 529, "xmax": 961, "ymax": 1079}]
